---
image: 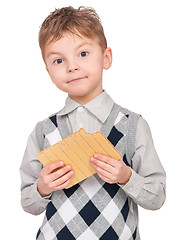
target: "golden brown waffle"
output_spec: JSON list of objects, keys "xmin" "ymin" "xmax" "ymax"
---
[{"xmin": 37, "ymin": 128, "xmax": 121, "ymax": 188}]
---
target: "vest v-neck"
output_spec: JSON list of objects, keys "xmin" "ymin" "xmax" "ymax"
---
[{"xmin": 56, "ymin": 103, "xmax": 121, "ymax": 140}]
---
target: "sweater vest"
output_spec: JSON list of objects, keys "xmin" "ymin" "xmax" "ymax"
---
[{"xmin": 36, "ymin": 103, "xmax": 140, "ymax": 240}]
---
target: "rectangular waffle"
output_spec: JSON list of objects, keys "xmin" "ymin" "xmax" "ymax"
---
[{"xmin": 37, "ymin": 128, "xmax": 121, "ymax": 188}]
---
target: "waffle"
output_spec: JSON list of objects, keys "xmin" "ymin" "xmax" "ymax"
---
[{"xmin": 37, "ymin": 128, "xmax": 121, "ymax": 188}]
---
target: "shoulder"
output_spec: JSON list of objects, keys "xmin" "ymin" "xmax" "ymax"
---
[
  {"xmin": 115, "ymin": 104, "xmax": 141, "ymax": 126},
  {"xmin": 34, "ymin": 112, "xmax": 59, "ymax": 148},
  {"xmin": 36, "ymin": 111, "xmax": 59, "ymax": 130},
  {"xmin": 118, "ymin": 105, "xmax": 151, "ymax": 133},
  {"xmin": 114, "ymin": 104, "xmax": 141, "ymax": 161},
  {"xmin": 118, "ymin": 105, "xmax": 139, "ymax": 116},
  {"xmin": 137, "ymin": 116, "xmax": 151, "ymax": 131},
  {"xmin": 118, "ymin": 105, "xmax": 152, "ymax": 142},
  {"xmin": 136, "ymin": 116, "xmax": 153, "ymax": 144}
]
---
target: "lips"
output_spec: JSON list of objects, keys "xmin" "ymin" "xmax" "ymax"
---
[{"xmin": 68, "ymin": 77, "xmax": 87, "ymax": 83}]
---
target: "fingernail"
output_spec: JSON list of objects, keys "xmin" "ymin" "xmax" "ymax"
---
[
  {"xmin": 94, "ymin": 154, "xmax": 98, "ymax": 158},
  {"xmin": 91, "ymin": 157, "xmax": 94, "ymax": 162},
  {"xmin": 59, "ymin": 161, "xmax": 64, "ymax": 166}
]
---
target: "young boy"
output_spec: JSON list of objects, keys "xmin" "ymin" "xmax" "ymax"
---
[{"xmin": 20, "ymin": 6, "xmax": 166, "ymax": 240}]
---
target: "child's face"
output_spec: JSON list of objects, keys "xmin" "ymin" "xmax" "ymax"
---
[{"xmin": 45, "ymin": 32, "xmax": 112, "ymax": 104}]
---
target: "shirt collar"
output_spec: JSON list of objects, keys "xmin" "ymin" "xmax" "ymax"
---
[
  {"xmin": 85, "ymin": 91, "xmax": 115, "ymax": 123},
  {"xmin": 57, "ymin": 90, "xmax": 115, "ymax": 123},
  {"xmin": 57, "ymin": 96, "xmax": 80, "ymax": 116}
]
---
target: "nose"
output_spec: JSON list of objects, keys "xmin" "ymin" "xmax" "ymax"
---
[{"xmin": 67, "ymin": 59, "xmax": 80, "ymax": 73}]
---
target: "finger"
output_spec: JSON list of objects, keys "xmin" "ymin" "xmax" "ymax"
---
[
  {"xmin": 97, "ymin": 172, "xmax": 115, "ymax": 184},
  {"xmin": 54, "ymin": 177, "xmax": 73, "ymax": 190},
  {"xmin": 43, "ymin": 161, "xmax": 64, "ymax": 175},
  {"xmin": 50, "ymin": 170, "xmax": 74, "ymax": 188},
  {"xmin": 91, "ymin": 158, "xmax": 113, "ymax": 174},
  {"xmin": 93, "ymin": 154, "xmax": 117, "ymax": 167},
  {"xmin": 91, "ymin": 162, "xmax": 113, "ymax": 179},
  {"xmin": 49, "ymin": 165, "xmax": 72, "ymax": 182}
]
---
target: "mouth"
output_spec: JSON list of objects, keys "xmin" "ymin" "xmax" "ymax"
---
[{"xmin": 68, "ymin": 77, "xmax": 87, "ymax": 83}]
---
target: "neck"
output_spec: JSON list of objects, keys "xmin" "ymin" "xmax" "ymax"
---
[{"xmin": 69, "ymin": 90, "xmax": 103, "ymax": 105}]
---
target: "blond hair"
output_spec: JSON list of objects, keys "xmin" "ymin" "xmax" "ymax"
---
[{"xmin": 39, "ymin": 6, "xmax": 107, "ymax": 61}]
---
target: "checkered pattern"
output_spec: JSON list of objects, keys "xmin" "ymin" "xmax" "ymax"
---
[{"xmin": 36, "ymin": 110, "xmax": 139, "ymax": 240}]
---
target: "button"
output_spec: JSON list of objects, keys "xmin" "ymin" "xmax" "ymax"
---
[
  {"xmin": 78, "ymin": 106, "xmax": 84, "ymax": 112},
  {"xmin": 79, "ymin": 123, "xmax": 83, "ymax": 128}
]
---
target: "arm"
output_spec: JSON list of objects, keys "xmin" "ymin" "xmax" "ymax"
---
[
  {"xmin": 121, "ymin": 117, "xmax": 166, "ymax": 210},
  {"xmin": 91, "ymin": 117, "xmax": 166, "ymax": 210},
  {"xmin": 20, "ymin": 126, "xmax": 74, "ymax": 215},
  {"xmin": 20, "ymin": 127, "xmax": 51, "ymax": 215}
]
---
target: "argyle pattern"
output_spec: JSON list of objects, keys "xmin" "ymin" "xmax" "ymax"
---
[{"xmin": 36, "ymin": 110, "xmax": 139, "ymax": 240}]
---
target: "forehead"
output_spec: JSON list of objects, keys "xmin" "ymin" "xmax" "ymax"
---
[{"xmin": 45, "ymin": 32, "xmax": 100, "ymax": 56}]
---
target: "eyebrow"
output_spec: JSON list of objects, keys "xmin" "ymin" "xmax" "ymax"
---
[
  {"xmin": 47, "ymin": 51, "xmax": 61, "ymax": 58},
  {"xmin": 75, "ymin": 41, "xmax": 92, "ymax": 50},
  {"xmin": 47, "ymin": 41, "xmax": 92, "ymax": 58}
]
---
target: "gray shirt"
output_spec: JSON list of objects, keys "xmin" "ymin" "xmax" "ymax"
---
[{"xmin": 20, "ymin": 91, "xmax": 166, "ymax": 214}]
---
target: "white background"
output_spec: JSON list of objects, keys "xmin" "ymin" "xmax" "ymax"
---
[{"xmin": 0, "ymin": 0, "xmax": 172, "ymax": 239}]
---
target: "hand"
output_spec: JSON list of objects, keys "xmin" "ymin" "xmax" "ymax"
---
[
  {"xmin": 37, "ymin": 161, "xmax": 74, "ymax": 197},
  {"xmin": 91, "ymin": 154, "xmax": 131, "ymax": 185}
]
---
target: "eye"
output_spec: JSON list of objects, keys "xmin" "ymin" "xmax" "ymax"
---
[
  {"xmin": 80, "ymin": 51, "xmax": 89, "ymax": 57},
  {"xmin": 54, "ymin": 59, "xmax": 64, "ymax": 64}
]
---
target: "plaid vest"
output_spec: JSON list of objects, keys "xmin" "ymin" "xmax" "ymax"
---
[{"xmin": 36, "ymin": 103, "xmax": 140, "ymax": 240}]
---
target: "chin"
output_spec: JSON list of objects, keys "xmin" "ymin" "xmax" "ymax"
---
[{"xmin": 69, "ymin": 89, "xmax": 90, "ymax": 97}]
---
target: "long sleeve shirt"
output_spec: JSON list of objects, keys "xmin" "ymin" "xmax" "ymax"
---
[{"xmin": 20, "ymin": 90, "xmax": 166, "ymax": 214}]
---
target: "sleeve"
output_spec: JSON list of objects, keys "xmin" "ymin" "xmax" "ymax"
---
[
  {"xmin": 20, "ymin": 124, "xmax": 51, "ymax": 215},
  {"xmin": 120, "ymin": 117, "xmax": 166, "ymax": 210}
]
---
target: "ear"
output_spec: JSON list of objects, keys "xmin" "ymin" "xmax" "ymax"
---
[{"xmin": 103, "ymin": 47, "xmax": 112, "ymax": 70}]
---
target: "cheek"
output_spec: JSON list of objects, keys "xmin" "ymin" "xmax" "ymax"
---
[
  {"xmin": 48, "ymin": 68, "xmax": 63, "ymax": 84},
  {"xmin": 49, "ymin": 73, "xmax": 57, "ymax": 85},
  {"xmin": 90, "ymin": 64, "xmax": 103, "ymax": 78},
  {"xmin": 90, "ymin": 56, "xmax": 104, "ymax": 73}
]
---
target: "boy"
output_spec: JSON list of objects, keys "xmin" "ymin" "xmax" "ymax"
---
[{"xmin": 20, "ymin": 6, "xmax": 166, "ymax": 240}]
